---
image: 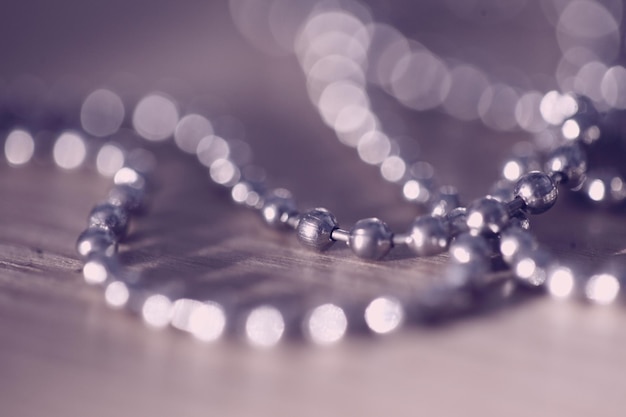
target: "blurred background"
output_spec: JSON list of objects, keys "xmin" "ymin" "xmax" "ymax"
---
[
  {"xmin": 2, "ymin": 0, "xmax": 626, "ymax": 197},
  {"xmin": 2, "ymin": 1, "xmax": 626, "ymax": 416}
]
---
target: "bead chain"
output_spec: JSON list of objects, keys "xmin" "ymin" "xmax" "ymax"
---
[
  {"xmin": 92, "ymin": 3, "xmax": 626, "ymax": 338},
  {"xmin": 1, "ymin": 6, "xmax": 624, "ymax": 346},
  {"xmin": 284, "ymin": 4, "xmax": 626, "ymax": 304},
  {"xmin": 3, "ymin": 84, "xmax": 624, "ymax": 351}
]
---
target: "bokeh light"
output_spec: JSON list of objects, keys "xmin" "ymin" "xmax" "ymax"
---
[
  {"xmin": 80, "ymin": 89, "xmax": 125, "ymax": 137},
  {"xmin": 4, "ymin": 129, "xmax": 35, "ymax": 166},
  {"xmin": 133, "ymin": 93, "xmax": 179, "ymax": 141},
  {"xmin": 53, "ymin": 131, "xmax": 87, "ymax": 170}
]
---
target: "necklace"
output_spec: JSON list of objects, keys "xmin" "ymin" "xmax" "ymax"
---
[
  {"xmin": 3, "ymin": 2, "xmax": 625, "ymax": 348},
  {"xmin": 284, "ymin": 4, "xmax": 626, "ymax": 304},
  {"xmin": 3, "ymin": 80, "xmax": 623, "ymax": 350}
]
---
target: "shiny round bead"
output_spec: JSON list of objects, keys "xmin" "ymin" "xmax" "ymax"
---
[
  {"xmin": 113, "ymin": 166, "xmax": 147, "ymax": 190},
  {"xmin": 512, "ymin": 249, "xmax": 554, "ymax": 287},
  {"xmin": 544, "ymin": 144, "xmax": 587, "ymax": 189},
  {"xmin": 561, "ymin": 116, "xmax": 597, "ymax": 142},
  {"xmin": 402, "ymin": 161, "xmax": 436, "ymax": 205},
  {"xmin": 83, "ymin": 255, "xmax": 119, "ymax": 286},
  {"xmin": 559, "ymin": 95, "xmax": 599, "ymax": 140},
  {"xmin": 582, "ymin": 170, "xmax": 626, "ymax": 207},
  {"xmin": 107, "ymin": 184, "xmax": 145, "ymax": 213},
  {"xmin": 231, "ymin": 180, "xmax": 265, "ymax": 209},
  {"xmin": 499, "ymin": 227, "xmax": 537, "ymax": 264},
  {"xmin": 261, "ymin": 189, "xmax": 297, "ymax": 229},
  {"xmin": 466, "ymin": 197, "xmax": 509, "ymax": 235},
  {"xmin": 585, "ymin": 272, "xmax": 621, "ymax": 305},
  {"xmin": 348, "ymin": 218, "xmax": 393, "ymax": 260},
  {"xmin": 446, "ymin": 207, "xmax": 468, "ymax": 237},
  {"xmin": 407, "ymin": 215, "xmax": 450, "ymax": 256},
  {"xmin": 402, "ymin": 178, "xmax": 435, "ymax": 205},
  {"xmin": 76, "ymin": 228, "xmax": 118, "ymax": 258},
  {"xmin": 296, "ymin": 208, "xmax": 338, "ymax": 251},
  {"xmin": 513, "ymin": 171, "xmax": 558, "ymax": 215},
  {"xmin": 546, "ymin": 266, "xmax": 576, "ymax": 299},
  {"xmin": 501, "ymin": 143, "xmax": 540, "ymax": 182},
  {"xmin": 88, "ymin": 203, "xmax": 130, "ymax": 239},
  {"xmin": 449, "ymin": 233, "xmax": 491, "ymax": 265},
  {"xmin": 430, "ymin": 185, "xmax": 460, "ymax": 217}
]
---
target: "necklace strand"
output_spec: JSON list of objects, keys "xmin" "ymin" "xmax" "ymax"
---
[
  {"xmin": 2, "ymin": 84, "xmax": 623, "ymax": 349},
  {"xmin": 2, "ymin": 4, "xmax": 625, "ymax": 347}
]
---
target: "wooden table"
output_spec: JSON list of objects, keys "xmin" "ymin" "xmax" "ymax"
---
[{"xmin": 1, "ymin": 1, "xmax": 625, "ymax": 416}]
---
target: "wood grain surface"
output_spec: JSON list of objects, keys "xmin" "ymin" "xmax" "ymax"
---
[{"xmin": 1, "ymin": 1, "xmax": 626, "ymax": 416}]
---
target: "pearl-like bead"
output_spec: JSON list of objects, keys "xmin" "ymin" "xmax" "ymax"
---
[
  {"xmin": 446, "ymin": 207, "xmax": 468, "ymax": 237},
  {"xmin": 406, "ymin": 215, "xmax": 450, "ymax": 256},
  {"xmin": 261, "ymin": 189, "xmax": 297, "ymax": 229},
  {"xmin": 499, "ymin": 226, "xmax": 537, "ymax": 264},
  {"xmin": 231, "ymin": 180, "xmax": 265, "ymax": 209},
  {"xmin": 447, "ymin": 233, "xmax": 492, "ymax": 286},
  {"xmin": 466, "ymin": 197, "xmax": 509, "ymax": 235},
  {"xmin": 76, "ymin": 228, "xmax": 118, "ymax": 258},
  {"xmin": 544, "ymin": 144, "xmax": 587, "ymax": 189},
  {"xmin": 512, "ymin": 249, "xmax": 554, "ymax": 287},
  {"xmin": 449, "ymin": 233, "xmax": 491, "ymax": 265},
  {"xmin": 348, "ymin": 218, "xmax": 393, "ymax": 260},
  {"xmin": 514, "ymin": 171, "xmax": 558, "ymax": 215},
  {"xmin": 296, "ymin": 208, "xmax": 338, "ymax": 251},
  {"xmin": 83, "ymin": 255, "xmax": 119, "ymax": 285},
  {"xmin": 430, "ymin": 185, "xmax": 461, "ymax": 217},
  {"xmin": 501, "ymin": 142, "xmax": 540, "ymax": 182},
  {"xmin": 582, "ymin": 170, "xmax": 626, "ymax": 207},
  {"xmin": 107, "ymin": 184, "xmax": 145, "ymax": 213},
  {"xmin": 88, "ymin": 203, "xmax": 129, "ymax": 239}
]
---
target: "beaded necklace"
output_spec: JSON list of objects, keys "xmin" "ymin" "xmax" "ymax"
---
[{"xmin": 2, "ymin": 1, "xmax": 625, "ymax": 348}]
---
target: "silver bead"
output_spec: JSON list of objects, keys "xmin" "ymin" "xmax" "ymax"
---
[
  {"xmin": 76, "ymin": 228, "xmax": 118, "ymax": 258},
  {"xmin": 231, "ymin": 180, "xmax": 265, "ymax": 209},
  {"xmin": 544, "ymin": 144, "xmax": 587, "ymax": 189},
  {"xmin": 402, "ymin": 161, "xmax": 436, "ymax": 205},
  {"xmin": 585, "ymin": 272, "xmax": 622, "ymax": 305},
  {"xmin": 88, "ymin": 203, "xmax": 129, "ymax": 239},
  {"xmin": 83, "ymin": 255, "xmax": 119, "ymax": 286},
  {"xmin": 107, "ymin": 184, "xmax": 145, "ymax": 213},
  {"xmin": 430, "ymin": 185, "xmax": 460, "ymax": 217},
  {"xmin": 466, "ymin": 197, "xmax": 509, "ymax": 235},
  {"xmin": 261, "ymin": 189, "xmax": 297, "ymax": 229},
  {"xmin": 348, "ymin": 218, "xmax": 393, "ymax": 260},
  {"xmin": 114, "ymin": 167, "xmax": 147, "ymax": 191},
  {"xmin": 296, "ymin": 208, "xmax": 338, "ymax": 251},
  {"xmin": 447, "ymin": 233, "xmax": 493, "ymax": 287},
  {"xmin": 407, "ymin": 215, "xmax": 450, "ymax": 256},
  {"xmin": 582, "ymin": 169, "xmax": 626, "ymax": 207},
  {"xmin": 514, "ymin": 171, "xmax": 558, "ymax": 214},
  {"xmin": 449, "ymin": 233, "xmax": 491, "ymax": 265},
  {"xmin": 501, "ymin": 142, "xmax": 540, "ymax": 182},
  {"xmin": 546, "ymin": 265, "xmax": 577, "ymax": 299},
  {"xmin": 512, "ymin": 249, "xmax": 554, "ymax": 287},
  {"xmin": 499, "ymin": 227, "xmax": 537, "ymax": 264},
  {"xmin": 446, "ymin": 207, "xmax": 468, "ymax": 236}
]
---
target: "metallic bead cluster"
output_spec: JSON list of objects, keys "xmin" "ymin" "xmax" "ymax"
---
[
  {"xmin": 490, "ymin": 93, "xmax": 626, "ymax": 302},
  {"xmin": 3, "ymin": 76, "xmax": 626, "ymax": 351}
]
